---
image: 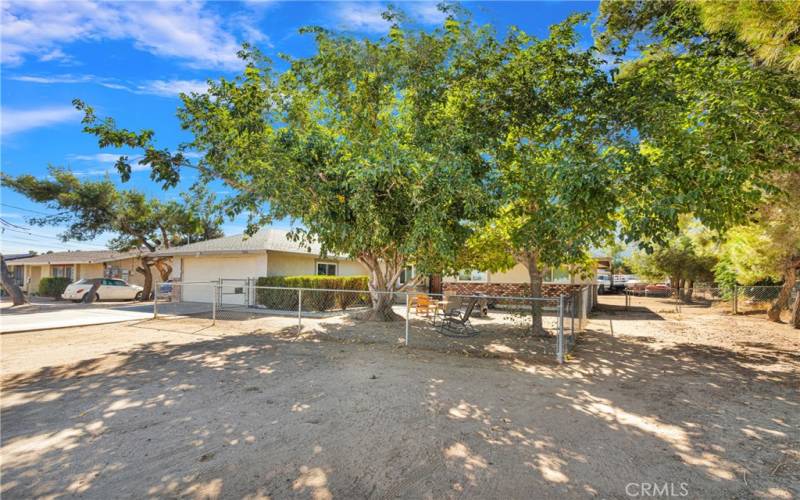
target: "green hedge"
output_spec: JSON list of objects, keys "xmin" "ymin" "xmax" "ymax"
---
[
  {"xmin": 38, "ymin": 277, "xmax": 72, "ymax": 298},
  {"xmin": 255, "ymin": 275, "xmax": 370, "ymax": 312}
]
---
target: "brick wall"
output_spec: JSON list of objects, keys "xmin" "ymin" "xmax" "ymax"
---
[{"xmin": 442, "ymin": 282, "xmax": 583, "ymax": 298}]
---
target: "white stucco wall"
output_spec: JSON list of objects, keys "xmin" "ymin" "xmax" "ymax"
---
[
  {"xmin": 180, "ymin": 253, "xmax": 268, "ymax": 303},
  {"xmin": 267, "ymin": 251, "xmax": 367, "ymax": 277}
]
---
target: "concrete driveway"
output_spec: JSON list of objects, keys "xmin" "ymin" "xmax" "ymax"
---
[{"xmin": 0, "ymin": 300, "xmax": 156, "ymax": 333}]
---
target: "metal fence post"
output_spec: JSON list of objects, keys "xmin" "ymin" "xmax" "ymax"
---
[
  {"xmin": 297, "ymin": 288, "xmax": 303, "ymax": 333},
  {"xmin": 153, "ymin": 280, "xmax": 159, "ymax": 319},
  {"xmin": 570, "ymin": 294, "xmax": 575, "ymax": 338},
  {"xmin": 733, "ymin": 284, "xmax": 739, "ymax": 314},
  {"xmin": 405, "ymin": 292, "xmax": 410, "ymax": 346},
  {"xmin": 212, "ymin": 283, "xmax": 217, "ymax": 325},
  {"xmin": 557, "ymin": 295, "xmax": 565, "ymax": 364}
]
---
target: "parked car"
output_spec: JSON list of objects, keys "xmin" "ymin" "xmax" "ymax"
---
[
  {"xmin": 645, "ymin": 283, "xmax": 672, "ymax": 296},
  {"xmin": 62, "ymin": 278, "xmax": 144, "ymax": 302},
  {"xmin": 156, "ymin": 281, "xmax": 174, "ymax": 300},
  {"xmin": 624, "ymin": 279, "xmax": 647, "ymax": 292},
  {"xmin": 596, "ymin": 275, "xmax": 612, "ymax": 294}
]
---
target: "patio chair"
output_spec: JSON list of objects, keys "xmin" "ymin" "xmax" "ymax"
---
[
  {"xmin": 415, "ymin": 293, "xmax": 432, "ymax": 317},
  {"xmin": 439, "ymin": 296, "xmax": 479, "ymax": 336}
]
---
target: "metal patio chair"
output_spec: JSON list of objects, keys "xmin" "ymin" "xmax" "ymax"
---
[{"xmin": 439, "ymin": 296, "xmax": 479, "ymax": 336}]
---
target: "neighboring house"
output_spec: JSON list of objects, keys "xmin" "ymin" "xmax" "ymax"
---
[
  {"xmin": 155, "ymin": 228, "xmax": 601, "ymax": 299},
  {"xmin": 10, "ymin": 250, "xmax": 146, "ymax": 293},
  {"xmin": 441, "ymin": 261, "xmax": 600, "ymax": 297},
  {"xmin": 153, "ymin": 229, "xmax": 370, "ymax": 303}
]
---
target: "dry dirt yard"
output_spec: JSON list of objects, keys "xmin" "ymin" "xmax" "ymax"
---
[{"xmin": 1, "ymin": 296, "xmax": 798, "ymax": 499}]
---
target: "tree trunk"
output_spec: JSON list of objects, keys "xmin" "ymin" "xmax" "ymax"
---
[
  {"xmin": 791, "ymin": 290, "xmax": 800, "ymax": 329},
  {"xmin": 685, "ymin": 280, "xmax": 695, "ymax": 303},
  {"xmin": 152, "ymin": 257, "xmax": 172, "ymax": 281},
  {"xmin": 137, "ymin": 262, "xmax": 154, "ymax": 301},
  {"xmin": 671, "ymin": 275, "xmax": 680, "ymax": 298},
  {"xmin": 358, "ymin": 254, "xmax": 403, "ymax": 322},
  {"xmin": 768, "ymin": 264, "xmax": 796, "ymax": 322},
  {"xmin": 0, "ymin": 257, "xmax": 26, "ymax": 306},
  {"xmin": 524, "ymin": 252, "xmax": 548, "ymax": 337},
  {"xmin": 80, "ymin": 280, "xmax": 102, "ymax": 303}
]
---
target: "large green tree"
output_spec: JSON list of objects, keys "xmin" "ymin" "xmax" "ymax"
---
[
  {"xmin": 596, "ymin": 0, "xmax": 800, "ymax": 326},
  {"xmin": 595, "ymin": 0, "xmax": 800, "ymax": 245},
  {"xmin": 1, "ymin": 169, "xmax": 223, "ymax": 299},
  {"xmin": 715, "ymin": 171, "xmax": 800, "ymax": 324},
  {"xmin": 74, "ymin": 10, "xmax": 498, "ymax": 320},
  {"xmin": 460, "ymin": 16, "xmax": 624, "ymax": 334}
]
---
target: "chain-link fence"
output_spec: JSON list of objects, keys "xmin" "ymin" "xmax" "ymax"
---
[
  {"xmin": 622, "ymin": 284, "xmax": 797, "ymax": 318},
  {"xmin": 151, "ymin": 281, "xmax": 595, "ymax": 363}
]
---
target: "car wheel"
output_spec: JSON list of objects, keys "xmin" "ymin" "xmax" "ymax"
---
[{"xmin": 135, "ymin": 291, "xmax": 143, "ymax": 301}]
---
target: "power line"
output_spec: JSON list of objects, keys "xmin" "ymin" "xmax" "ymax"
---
[
  {"xmin": 0, "ymin": 229, "xmax": 110, "ymax": 248},
  {"xmin": 0, "ymin": 236, "xmax": 103, "ymax": 250},
  {"xmin": 0, "ymin": 203, "xmax": 60, "ymax": 216},
  {"xmin": 0, "ymin": 217, "xmax": 30, "ymax": 230}
]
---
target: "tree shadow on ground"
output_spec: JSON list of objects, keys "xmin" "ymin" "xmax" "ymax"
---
[{"xmin": 1, "ymin": 320, "xmax": 798, "ymax": 499}]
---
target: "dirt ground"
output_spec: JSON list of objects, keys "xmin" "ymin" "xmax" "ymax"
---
[{"xmin": 1, "ymin": 296, "xmax": 798, "ymax": 499}]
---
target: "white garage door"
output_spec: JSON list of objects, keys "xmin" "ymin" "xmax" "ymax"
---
[{"xmin": 180, "ymin": 254, "xmax": 267, "ymax": 304}]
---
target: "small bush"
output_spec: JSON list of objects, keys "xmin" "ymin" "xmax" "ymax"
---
[
  {"xmin": 38, "ymin": 277, "xmax": 72, "ymax": 299},
  {"xmin": 255, "ymin": 275, "xmax": 369, "ymax": 312}
]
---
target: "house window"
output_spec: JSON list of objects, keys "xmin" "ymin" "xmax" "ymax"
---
[
  {"xmin": 457, "ymin": 270, "xmax": 487, "ymax": 282},
  {"xmin": 52, "ymin": 265, "xmax": 73, "ymax": 280},
  {"xmin": 104, "ymin": 266, "xmax": 129, "ymax": 281},
  {"xmin": 316, "ymin": 262, "xmax": 337, "ymax": 276},
  {"xmin": 11, "ymin": 266, "xmax": 23, "ymax": 285}
]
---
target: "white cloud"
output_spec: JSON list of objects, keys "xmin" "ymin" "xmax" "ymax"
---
[
  {"xmin": 409, "ymin": 3, "xmax": 447, "ymax": 25},
  {"xmin": 68, "ymin": 153, "xmax": 138, "ymax": 163},
  {"xmin": 11, "ymin": 73, "xmax": 209, "ymax": 98},
  {"xmin": 1, "ymin": 1, "xmax": 262, "ymax": 70},
  {"xmin": 0, "ymin": 106, "xmax": 79, "ymax": 136},
  {"xmin": 336, "ymin": 3, "xmax": 390, "ymax": 33},
  {"xmin": 135, "ymin": 79, "xmax": 209, "ymax": 97},
  {"xmin": 334, "ymin": 2, "xmax": 447, "ymax": 34},
  {"xmin": 11, "ymin": 74, "xmax": 93, "ymax": 84}
]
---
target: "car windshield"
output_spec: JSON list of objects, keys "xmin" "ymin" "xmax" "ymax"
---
[{"xmin": 75, "ymin": 278, "xmax": 101, "ymax": 285}]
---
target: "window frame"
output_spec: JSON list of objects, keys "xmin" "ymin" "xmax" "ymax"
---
[
  {"xmin": 316, "ymin": 261, "xmax": 338, "ymax": 276},
  {"xmin": 455, "ymin": 269, "xmax": 488, "ymax": 283},
  {"xmin": 51, "ymin": 265, "xmax": 73, "ymax": 280}
]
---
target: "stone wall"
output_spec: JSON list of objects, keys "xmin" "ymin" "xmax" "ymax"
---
[{"xmin": 442, "ymin": 282, "xmax": 583, "ymax": 298}]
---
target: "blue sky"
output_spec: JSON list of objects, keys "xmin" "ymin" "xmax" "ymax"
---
[{"xmin": 1, "ymin": 0, "xmax": 600, "ymax": 254}]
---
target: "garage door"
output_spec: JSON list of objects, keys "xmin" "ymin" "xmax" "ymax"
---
[{"xmin": 180, "ymin": 254, "xmax": 267, "ymax": 304}]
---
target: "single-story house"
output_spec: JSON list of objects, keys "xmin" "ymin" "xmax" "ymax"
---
[
  {"xmin": 153, "ymin": 229, "xmax": 370, "ymax": 303},
  {"xmin": 9, "ymin": 250, "xmax": 146, "ymax": 293},
  {"xmin": 154, "ymin": 228, "xmax": 599, "ymax": 302}
]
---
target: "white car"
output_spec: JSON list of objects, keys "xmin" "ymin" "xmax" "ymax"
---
[{"xmin": 62, "ymin": 278, "xmax": 144, "ymax": 302}]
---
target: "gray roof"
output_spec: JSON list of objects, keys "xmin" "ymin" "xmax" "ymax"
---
[
  {"xmin": 10, "ymin": 250, "xmax": 143, "ymax": 265},
  {"xmin": 1, "ymin": 253, "xmax": 33, "ymax": 261},
  {"xmin": 153, "ymin": 229, "xmax": 327, "ymax": 257}
]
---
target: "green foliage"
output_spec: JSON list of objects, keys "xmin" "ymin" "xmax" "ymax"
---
[
  {"xmin": 38, "ymin": 277, "xmax": 71, "ymax": 298},
  {"xmin": 715, "ymin": 171, "xmax": 800, "ymax": 285},
  {"xmin": 697, "ymin": 0, "xmax": 800, "ymax": 73},
  {"xmin": 595, "ymin": 0, "xmax": 800, "ymax": 245},
  {"xmin": 629, "ymin": 235, "xmax": 717, "ymax": 286},
  {"xmin": 462, "ymin": 15, "xmax": 622, "ymax": 282},
  {"xmin": 254, "ymin": 275, "xmax": 369, "ymax": 312},
  {"xmin": 0, "ymin": 168, "xmax": 224, "ymax": 297},
  {"xmin": 73, "ymin": 9, "xmax": 500, "ymax": 316}
]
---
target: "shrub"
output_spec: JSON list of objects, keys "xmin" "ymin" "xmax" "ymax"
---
[
  {"xmin": 38, "ymin": 277, "xmax": 72, "ymax": 299},
  {"xmin": 255, "ymin": 275, "xmax": 369, "ymax": 312}
]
